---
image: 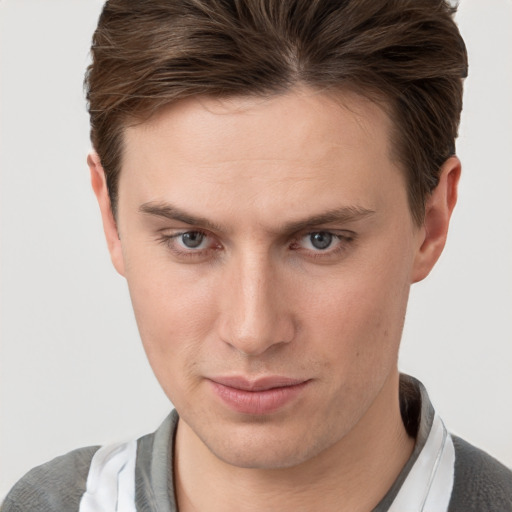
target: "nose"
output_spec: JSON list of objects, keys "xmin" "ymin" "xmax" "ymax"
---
[{"xmin": 217, "ymin": 252, "xmax": 295, "ymax": 357}]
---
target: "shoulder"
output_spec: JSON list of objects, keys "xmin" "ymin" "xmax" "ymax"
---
[
  {"xmin": 1, "ymin": 446, "xmax": 100, "ymax": 512},
  {"xmin": 448, "ymin": 435, "xmax": 512, "ymax": 512},
  {"xmin": 1, "ymin": 412, "xmax": 178, "ymax": 512}
]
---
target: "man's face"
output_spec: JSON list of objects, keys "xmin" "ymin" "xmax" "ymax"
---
[{"xmin": 111, "ymin": 89, "xmax": 425, "ymax": 469}]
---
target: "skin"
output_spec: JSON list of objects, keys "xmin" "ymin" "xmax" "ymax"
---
[{"xmin": 90, "ymin": 88, "xmax": 460, "ymax": 511}]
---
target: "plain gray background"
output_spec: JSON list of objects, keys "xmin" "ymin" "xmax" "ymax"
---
[{"xmin": 1, "ymin": 0, "xmax": 511, "ymax": 497}]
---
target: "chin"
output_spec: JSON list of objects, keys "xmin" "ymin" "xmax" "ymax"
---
[
  {"xmin": 201, "ymin": 420, "xmax": 335, "ymax": 470},
  {"xmin": 212, "ymin": 443, "xmax": 311, "ymax": 470}
]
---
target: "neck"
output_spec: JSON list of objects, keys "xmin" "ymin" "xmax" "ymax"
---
[{"xmin": 174, "ymin": 372, "xmax": 414, "ymax": 512}]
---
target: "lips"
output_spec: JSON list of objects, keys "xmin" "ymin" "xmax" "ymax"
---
[{"xmin": 208, "ymin": 376, "xmax": 310, "ymax": 415}]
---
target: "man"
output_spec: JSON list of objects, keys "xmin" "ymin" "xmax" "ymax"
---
[{"xmin": 3, "ymin": 1, "xmax": 511, "ymax": 511}]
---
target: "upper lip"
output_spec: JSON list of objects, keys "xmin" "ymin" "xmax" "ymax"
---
[{"xmin": 208, "ymin": 376, "xmax": 308, "ymax": 391}]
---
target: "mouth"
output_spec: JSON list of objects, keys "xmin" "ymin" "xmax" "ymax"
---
[{"xmin": 207, "ymin": 376, "xmax": 310, "ymax": 415}]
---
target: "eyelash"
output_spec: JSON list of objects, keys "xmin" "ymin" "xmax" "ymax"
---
[
  {"xmin": 291, "ymin": 232, "xmax": 355, "ymax": 260},
  {"xmin": 157, "ymin": 230, "xmax": 218, "ymax": 258},
  {"xmin": 156, "ymin": 230, "xmax": 355, "ymax": 261}
]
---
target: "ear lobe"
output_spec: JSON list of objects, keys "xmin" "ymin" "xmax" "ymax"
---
[
  {"xmin": 88, "ymin": 151, "xmax": 126, "ymax": 276},
  {"xmin": 411, "ymin": 156, "xmax": 461, "ymax": 283}
]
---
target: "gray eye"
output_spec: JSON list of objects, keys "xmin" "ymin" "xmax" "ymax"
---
[
  {"xmin": 309, "ymin": 232, "xmax": 333, "ymax": 250},
  {"xmin": 181, "ymin": 231, "xmax": 205, "ymax": 248}
]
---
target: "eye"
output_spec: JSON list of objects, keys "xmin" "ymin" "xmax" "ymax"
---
[
  {"xmin": 179, "ymin": 231, "xmax": 207, "ymax": 249},
  {"xmin": 306, "ymin": 232, "xmax": 334, "ymax": 250},
  {"xmin": 300, "ymin": 232, "xmax": 338, "ymax": 251},
  {"xmin": 157, "ymin": 229, "xmax": 219, "ymax": 258},
  {"xmin": 290, "ymin": 230, "xmax": 355, "ymax": 260}
]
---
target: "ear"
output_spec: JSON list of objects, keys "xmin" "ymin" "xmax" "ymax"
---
[
  {"xmin": 88, "ymin": 151, "xmax": 126, "ymax": 276},
  {"xmin": 411, "ymin": 156, "xmax": 461, "ymax": 283}
]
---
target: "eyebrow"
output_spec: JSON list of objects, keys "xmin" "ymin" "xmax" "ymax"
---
[
  {"xmin": 280, "ymin": 206, "xmax": 375, "ymax": 233},
  {"xmin": 139, "ymin": 202, "xmax": 225, "ymax": 232},
  {"xmin": 139, "ymin": 201, "xmax": 375, "ymax": 233}
]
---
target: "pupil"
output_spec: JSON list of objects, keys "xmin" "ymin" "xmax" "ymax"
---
[
  {"xmin": 311, "ymin": 232, "xmax": 332, "ymax": 250},
  {"xmin": 182, "ymin": 232, "xmax": 204, "ymax": 248}
]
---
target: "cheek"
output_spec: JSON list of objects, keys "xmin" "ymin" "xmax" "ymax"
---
[
  {"xmin": 127, "ymin": 271, "xmax": 219, "ymax": 411},
  {"xmin": 124, "ymin": 256, "xmax": 218, "ymax": 372},
  {"xmin": 301, "ymin": 261, "xmax": 411, "ymax": 371}
]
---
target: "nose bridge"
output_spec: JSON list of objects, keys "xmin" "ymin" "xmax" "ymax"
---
[{"xmin": 220, "ymin": 249, "xmax": 294, "ymax": 356}]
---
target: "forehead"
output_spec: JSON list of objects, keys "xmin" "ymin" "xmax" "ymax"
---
[
  {"xmin": 125, "ymin": 88, "xmax": 393, "ymax": 165},
  {"xmin": 119, "ymin": 88, "xmax": 406, "ymax": 225}
]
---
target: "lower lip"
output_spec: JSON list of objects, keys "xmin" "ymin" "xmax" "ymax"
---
[{"xmin": 209, "ymin": 380, "xmax": 309, "ymax": 415}]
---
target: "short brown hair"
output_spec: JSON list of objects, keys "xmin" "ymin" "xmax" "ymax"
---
[{"xmin": 85, "ymin": 0, "xmax": 467, "ymax": 224}]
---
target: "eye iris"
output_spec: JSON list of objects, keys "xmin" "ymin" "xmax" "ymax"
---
[
  {"xmin": 181, "ymin": 232, "xmax": 204, "ymax": 248},
  {"xmin": 310, "ymin": 232, "xmax": 332, "ymax": 250}
]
